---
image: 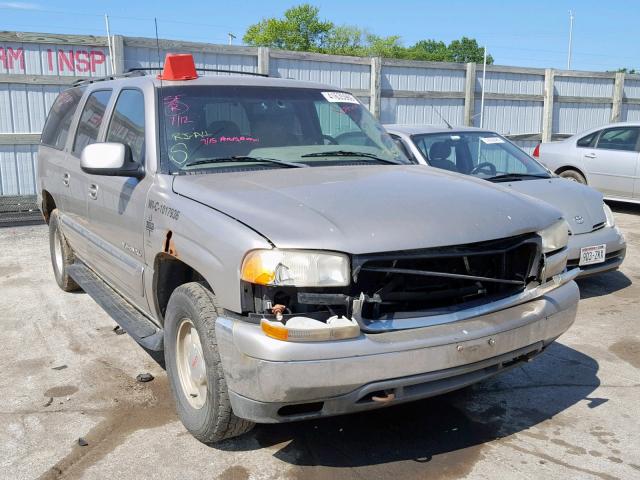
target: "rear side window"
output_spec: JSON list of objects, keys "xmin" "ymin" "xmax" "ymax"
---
[
  {"xmin": 41, "ymin": 87, "xmax": 85, "ymax": 150},
  {"xmin": 72, "ymin": 90, "xmax": 112, "ymax": 156},
  {"xmin": 595, "ymin": 127, "xmax": 640, "ymax": 152},
  {"xmin": 577, "ymin": 131, "xmax": 598, "ymax": 148},
  {"xmin": 106, "ymin": 89, "xmax": 146, "ymax": 164}
]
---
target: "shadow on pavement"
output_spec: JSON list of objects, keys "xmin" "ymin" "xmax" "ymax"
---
[
  {"xmin": 577, "ymin": 270, "xmax": 632, "ymax": 299},
  {"xmin": 218, "ymin": 342, "xmax": 600, "ymax": 477},
  {"xmin": 606, "ymin": 200, "xmax": 640, "ymax": 215}
]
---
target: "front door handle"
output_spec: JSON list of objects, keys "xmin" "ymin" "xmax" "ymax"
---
[
  {"xmin": 584, "ymin": 152, "xmax": 597, "ymax": 158},
  {"xmin": 88, "ymin": 184, "xmax": 98, "ymax": 200},
  {"xmin": 62, "ymin": 173, "xmax": 70, "ymax": 187}
]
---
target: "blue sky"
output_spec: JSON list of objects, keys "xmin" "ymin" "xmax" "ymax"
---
[{"xmin": 1, "ymin": 0, "xmax": 637, "ymax": 71}]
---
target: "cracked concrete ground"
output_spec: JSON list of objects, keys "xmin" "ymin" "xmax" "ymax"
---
[{"xmin": 1, "ymin": 203, "xmax": 639, "ymax": 480}]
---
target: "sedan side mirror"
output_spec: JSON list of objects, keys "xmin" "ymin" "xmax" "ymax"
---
[{"xmin": 80, "ymin": 142, "xmax": 144, "ymax": 179}]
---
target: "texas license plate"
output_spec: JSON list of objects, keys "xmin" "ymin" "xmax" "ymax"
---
[{"xmin": 579, "ymin": 244, "xmax": 606, "ymax": 266}]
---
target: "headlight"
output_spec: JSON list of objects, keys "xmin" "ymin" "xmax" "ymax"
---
[
  {"xmin": 241, "ymin": 249, "xmax": 350, "ymax": 287},
  {"xmin": 603, "ymin": 203, "xmax": 615, "ymax": 227},
  {"xmin": 538, "ymin": 219, "xmax": 569, "ymax": 254}
]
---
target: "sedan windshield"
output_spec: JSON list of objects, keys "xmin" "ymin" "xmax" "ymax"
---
[
  {"xmin": 410, "ymin": 131, "xmax": 550, "ymax": 181},
  {"xmin": 159, "ymin": 85, "xmax": 408, "ymax": 173}
]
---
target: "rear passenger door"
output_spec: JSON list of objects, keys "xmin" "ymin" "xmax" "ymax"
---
[
  {"xmin": 39, "ymin": 87, "xmax": 84, "ymax": 224},
  {"xmin": 63, "ymin": 89, "xmax": 112, "ymax": 258},
  {"xmin": 84, "ymin": 88, "xmax": 150, "ymax": 308},
  {"xmin": 581, "ymin": 126, "xmax": 640, "ymax": 198}
]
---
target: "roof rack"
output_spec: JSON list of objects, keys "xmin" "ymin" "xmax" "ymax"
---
[
  {"xmin": 71, "ymin": 70, "xmax": 145, "ymax": 87},
  {"xmin": 70, "ymin": 66, "xmax": 269, "ymax": 88},
  {"xmin": 127, "ymin": 67, "xmax": 269, "ymax": 78}
]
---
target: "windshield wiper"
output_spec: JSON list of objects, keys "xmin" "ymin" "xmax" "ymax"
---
[
  {"xmin": 184, "ymin": 156, "xmax": 306, "ymax": 169},
  {"xmin": 486, "ymin": 173, "xmax": 550, "ymax": 182},
  {"xmin": 300, "ymin": 150, "xmax": 403, "ymax": 165}
]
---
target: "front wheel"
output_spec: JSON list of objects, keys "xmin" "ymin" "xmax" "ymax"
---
[
  {"xmin": 558, "ymin": 169, "xmax": 587, "ymax": 184},
  {"xmin": 164, "ymin": 282, "xmax": 254, "ymax": 444}
]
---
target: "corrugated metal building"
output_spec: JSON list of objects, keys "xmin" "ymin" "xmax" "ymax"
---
[{"xmin": 2, "ymin": 30, "xmax": 640, "ymax": 205}]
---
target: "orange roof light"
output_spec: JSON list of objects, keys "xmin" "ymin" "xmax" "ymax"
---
[{"xmin": 157, "ymin": 53, "xmax": 198, "ymax": 81}]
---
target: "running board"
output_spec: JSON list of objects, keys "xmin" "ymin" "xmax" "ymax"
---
[{"xmin": 68, "ymin": 262, "xmax": 164, "ymax": 351}]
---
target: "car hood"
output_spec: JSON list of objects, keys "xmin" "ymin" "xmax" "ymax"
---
[
  {"xmin": 173, "ymin": 165, "xmax": 563, "ymax": 254},
  {"xmin": 504, "ymin": 177, "xmax": 605, "ymax": 235}
]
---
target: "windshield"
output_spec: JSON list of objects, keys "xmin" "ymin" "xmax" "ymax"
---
[
  {"xmin": 411, "ymin": 131, "xmax": 550, "ymax": 180},
  {"xmin": 159, "ymin": 85, "xmax": 408, "ymax": 173}
]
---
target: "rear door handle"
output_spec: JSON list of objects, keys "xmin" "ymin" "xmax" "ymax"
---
[
  {"xmin": 88, "ymin": 184, "xmax": 98, "ymax": 200},
  {"xmin": 584, "ymin": 153, "xmax": 597, "ymax": 158},
  {"xmin": 62, "ymin": 173, "xmax": 70, "ymax": 187}
]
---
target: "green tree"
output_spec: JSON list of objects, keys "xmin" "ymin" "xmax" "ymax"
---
[
  {"xmin": 323, "ymin": 25, "xmax": 367, "ymax": 56},
  {"xmin": 406, "ymin": 40, "xmax": 449, "ymax": 61},
  {"xmin": 447, "ymin": 37, "xmax": 493, "ymax": 64},
  {"xmin": 365, "ymin": 34, "xmax": 405, "ymax": 58},
  {"xmin": 243, "ymin": 4, "xmax": 333, "ymax": 51},
  {"xmin": 243, "ymin": 4, "xmax": 492, "ymax": 64}
]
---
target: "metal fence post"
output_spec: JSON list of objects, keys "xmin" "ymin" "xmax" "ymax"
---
[
  {"xmin": 542, "ymin": 68, "xmax": 555, "ymax": 142},
  {"xmin": 112, "ymin": 35, "xmax": 125, "ymax": 74},
  {"xmin": 369, "ymin": 57, "xmax": 382, "ymax": 119},
  {"xmin": 611, "ymin": 72, "xmax": 625, "ymax": 123},
  {"xmin": 464, "ymin": 62, "xmax": 476, "ymax": 126},
  {"xmin": 258, "ymin": 47, "xmax": 270, "ymax": 76}
]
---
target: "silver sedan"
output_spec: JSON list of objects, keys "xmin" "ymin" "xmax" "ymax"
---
[
  {"xmin": 385, "ymin": 124, "xmax": 626, "ymax": 277},
  {"xmin": 534, "ymin": 121, "xmax": 640, "ymax": 203}
]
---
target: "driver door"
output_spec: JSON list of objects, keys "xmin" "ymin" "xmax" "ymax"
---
[{"xmin": 84, "ymin": 88, "xmax": 151, "ymax": 310}]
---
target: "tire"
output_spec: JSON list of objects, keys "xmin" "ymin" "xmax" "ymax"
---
[
  {"xmin": 558, "ymin": 169, "xmax": 587, "ymax": 184},
  {"xmin": 164, "ymin": 282, "xmax": 254, "ymax": 444},
  {"xmin": 49, "ymin": 209, "xmax": 80, "ymax": 292}
]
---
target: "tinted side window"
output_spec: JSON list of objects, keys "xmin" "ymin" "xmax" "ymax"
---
[
  {"xmin": 596, "ymin": 127, "xmax": 639, "ymax": 152},
  {"xmin": 41, "ymin": 87, "xmax": 85, "ymax": 150},
  {"xmin": 106, "ymin": 90, "xmax": 145, "ymax": 164},
  {"xmin": 72, "ymin": 90, "xmax": 112, "ymax": 156},
  {"xmin": 577, "ymin": 131, "xmax": 598, "ymax": 148}
]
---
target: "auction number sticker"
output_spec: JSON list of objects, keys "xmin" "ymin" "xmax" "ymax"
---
[
  {"xmin": 321, "ymin": 91, "xmax": 359, "ymax": 104},
  {"xmin": 480, "ymin": 137, "xmax": 505, "ymax": 144}
]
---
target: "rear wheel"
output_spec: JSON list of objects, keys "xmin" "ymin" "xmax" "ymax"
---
[
  {"xmin": 558, "ymin": 169, "xmax": 587, "ymax": 184},
  {"xmin": 48, "ymin": 209, "xmax": 80, "ymax": 292},
  {"xmin": 164, "ymin": 282, "xmax": 254, "ymax": 444}
]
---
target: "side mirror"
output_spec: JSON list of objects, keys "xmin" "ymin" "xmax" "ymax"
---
[{"xmin": 80, "ymin": 143, "xmax": 144, "ymax": 179}]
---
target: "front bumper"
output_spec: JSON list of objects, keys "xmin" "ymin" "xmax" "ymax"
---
[
  {"xmin": 567, "ymin": 226, "xmax": 626, "ymax": 277},
  {"xmin": 215, "ymin": 278, "xmax": 579, "ymax": 423}
]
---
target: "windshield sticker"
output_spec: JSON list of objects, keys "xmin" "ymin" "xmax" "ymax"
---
[
  {"xmin": 321, "ymin": 91, "xmax": 359, "ymax": 104},
  {"xmin": 450, "ymin": 135, "xmax": 461, "ymax": 140},
  {"xmin": 481, "ymin": 137, "xmax": 505, "ymax": 144}
]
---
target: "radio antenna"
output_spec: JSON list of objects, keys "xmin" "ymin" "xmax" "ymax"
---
[
  {"xmin": 433, "ymin": 106, "xmax": 453, "ymax": 129},
  {"xmin": 154, "ymin": 17, "xmax": 162, "ymax": 72}
]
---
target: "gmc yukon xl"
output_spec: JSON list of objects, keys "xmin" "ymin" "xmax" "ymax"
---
[{"xmin": 37, "ymin": 54, "xmax": 579, "ymax": 444}]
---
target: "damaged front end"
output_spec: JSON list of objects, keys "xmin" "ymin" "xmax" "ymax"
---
[{"xmin": 239, "ymin": 225, "xmax": 576, "ymax": 339}]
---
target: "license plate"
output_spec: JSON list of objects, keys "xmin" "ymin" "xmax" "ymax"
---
[{"xmin": 579, "ymin": 244, "xmax": 606, "ymax": 266}]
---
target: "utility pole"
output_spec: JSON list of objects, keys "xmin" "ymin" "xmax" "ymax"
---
[
  {"xmin": 479, "ymin": 46, "xmax": 487, "ymax": 129},
  {"xmin": 567, "ymin": 10, "xmax": 574, "ymax": 70},
  {"xmin": 104, "ymin": 14, "xmax": 116, "ymax": 74},
  {"xmin": 228, "ymin": 32, "xmax": 236, "ymax": 45}
]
